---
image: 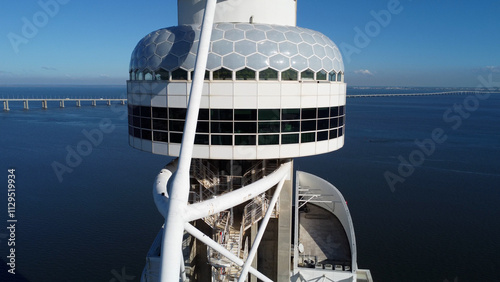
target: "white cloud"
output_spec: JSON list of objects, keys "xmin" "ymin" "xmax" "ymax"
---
[
  {"xmin": 354, "ymin": 69, "xmax": 374, "ymax": 76},
  {"xmin": 41, "ymin": 66, "xmax": 57, "ymax": 71}
]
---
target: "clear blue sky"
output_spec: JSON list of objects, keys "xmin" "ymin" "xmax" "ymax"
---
[{"xmin": 1, "ymin": 0, "xmax": 499, "ymax": 87}]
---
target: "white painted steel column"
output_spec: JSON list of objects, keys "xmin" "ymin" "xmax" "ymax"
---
[
  {"xmin": 158, "ymin": 0, "xmax": 217, "ymax": 280},
  {"xmin": 238, "ymin": 176, "xmax": 287, "ymax": 282}
]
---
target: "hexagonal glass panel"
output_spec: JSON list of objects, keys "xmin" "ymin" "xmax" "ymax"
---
[
  {"xmin": 259, "ymin": 68, "xmax": 278, "ymax": 81},
  {"xmin": 156, "ymin": 69, "xmax": 170, "ymax": 80},
  {"xmin": 156, "ymin": 41, "xmax": 173, "ymax": 57},
  {"xmin": 172, "ymin": 69, "xmax": 188, "ymax": 80},
  {"xmin": 266, "ymin": 30, "xmax": 286, "ymax": 42},
  {"xmin": 225, "ymin": 29, "xmax": 245, "ymax": 41},
  {"xmin": 313, "ymin": 33, "xmax": 326, "ymax": 46},
  {"xmin": 258, "ymin": 41, "xmax": 279, "ymax": 56},
  {"xmin": 300, "ymin": 32, "xmax": 316, "ymax": 44},
  {"xmin": 284, "ymin": 31, "xmax": 302, "ymax": 43},
  {"xmin": 308, "ymin": 56, "xmax": 323, "ymax": 72},
  {"xmin": 236, "ymin": 68, "xmax": 256, "ymax": 80},
  {"xmin": 223, "ymin": 53, "xmax": 245, "ymax": 70},
  {"xmin": 313, "ymin": 44, "xmax": 326, "ymax": 58},
  {"xmin": 216, "ymin": 23, "xmax": 235, "ymax": 31},
  {"xmin": 281, "ymin": 69, "xmax": 298, "ymax": 81},
  {"xmin": 154, "ymin": 30, "xmax": 170, "ymax": 44},
  {"xmin": 279, "ymin": 41, "xmax": 298, "ymax": 57},
  {"xmin": 245, "ymin": 29, "xmax": 266, "ymax": 42},
  {"xmin": 329, "ymin": 71, "xmax": 336, "ymax": 82},
  {"xmin": 298, "ymin": 43, "xmax": 314, "ymax": 58},
  {"xmin": 337, "ymin": 72, "xmax": 343, "ymax": 82},
  {"xmin": 211, "ymin": 28, "xmax": 224, "ymax": 41},
  {"xmin": 235, "ymin": 23, "xmax": 253, "ymax": 31},
  {"xmin": 170, "ymin": 41, "xmax": 191, "ymax": 57},
  {"xmin": 301, "ymin": 69, "xmax": 314, "ymax": 80},
  {"xmin": 207, "ymin": 53, "xmax": 222, "ymax": 70},
  {"xmin": 269, "ymin": 54, "xmax": 290, "ymax": 71},
  {"xmin": 322, "ymin": 58, "xmax": 333, "ymax": 72},
  {"xmin": 290, "ymin": 55, "xmax": 308, "ymax": 71},
  {"xmin": 316, "ymin": 70, "xmax": 327, "ymax": 81},
  {"xmin": 246, "ymin": 53, "xmax": 269, "ymax": 71},
  {"xmin": 212, "ymin": 40, "xmax": 234, "ymax": 56},
  {"xmin": 235, "ymin": 40, "xmax": 257, "ymax": 56},
  {"xmin": 213, "ymin": 68, "xmax": 233, "ymax": 80}
]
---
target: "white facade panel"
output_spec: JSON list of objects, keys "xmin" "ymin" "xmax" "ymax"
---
[
  {"xmin": 258, "ymin": 96, "xmax": 281, "ymax": 109},
  {"xmin": 281, "ymin": 83, "xmax": 300, "ymax": 96},
  {"xmin": 315, "ymin": 140, "xmax": 328, "ymax": 154},
  {"xmin": 317, "ymin": 95, "xmax": 330, "ymax": 108},
  {"xmin": 258, "ymin": 82, "xmax": 281, "ymax": 96},
  {"xmin": 210, "ymin": 96, "xmax": 233, "ymax": 108},
  {"xmin": 301, "ymin": 95, "xmax": 317, "ymax": 108},
  {"xmin": 317, "ymin": 83, "xmax": 331, "ymax": 95},
  {"xmin": 257, "ymin": 145, "xmax": 280, "ymax": 159},
  {"xmin": 151, "ymin": 94, "xmax": 167, "ymax": 107},
  {"xmin": 152, "ymin": 142, "xmax": 169, "ymax": 155},
  {"xmin": 234, "ymin": 96, "xmax": 257, "ymax": 109},
  {"xmin": 300, "ymin": 143, "xmax": 316, "ymax": 157},
  {"xmin": 140, "ymin": 95, "xmax": 152, "ymax": 106},
  {"xmin": 150, "ymin": 82, "xmax": 167, "ymax": 95},
  {"xmin": 301, "ymin": 83, "xmax": 318, "ymax": 96},
  {"xmin": 200, "ymin": 95, "xmax": 210, "ymax": 108},
  {"xmin": 168, "ymin": 83, "xmax": 188, "ymax": 95},
  {"xmin": 169, "ymin": 144, "xmax": 181, "ymax": 156},
  {"xmin": 234, "ymin": 146, "xmax": 257, "ymax": 160},
  {"xmin": 210, "ymin": 146, "xmax": 233, "ymax": 159},
  {"xmin": 279, "ymin": 144, "xmax": 300, "ymax": 158},
  {"xmin": 210, "ymin": 82, "xmax": 233, "ymax": 96},
  {"xmin": 281, "ymin": 95, "xmax": 301, "ymax": 108},
  {"xmin": 234, "ymin": 82, "xmax": 257, "ymax": 96},
  {"xmin": 168, "ymin": 95, "xmax": 188, "ymax": 108},
  {"xmin": 142, "ymin": 139, "xmax": 153, "ymax": 152},
  {"xmin": 193, "ymin": 145, "xmax": 210, "ymax": 159}
]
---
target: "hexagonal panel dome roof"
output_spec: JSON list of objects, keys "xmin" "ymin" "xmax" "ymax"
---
[{"xmin": 130, "ymin": 23, "xmax": 344, "ymax": 74}]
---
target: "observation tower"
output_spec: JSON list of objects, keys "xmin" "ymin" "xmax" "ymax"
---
[{"xmin": 127, "ymin": 0, "xmax": 372, "ymax": 281}]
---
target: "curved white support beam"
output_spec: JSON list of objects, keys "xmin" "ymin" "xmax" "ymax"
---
[
  {"xmin": 159, "ymin": 0, "xmax": 217, "ymax": 280},
  {"xmin": 185, "ymin": 161, "xmax": 291, "ymax": 222}
]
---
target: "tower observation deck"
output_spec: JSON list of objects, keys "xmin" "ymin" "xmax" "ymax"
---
[{"xmin": 127, "ymin": 1, "xmax": 370, "ymax": 281}]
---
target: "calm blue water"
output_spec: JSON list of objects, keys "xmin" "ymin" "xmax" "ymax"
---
[{"xmin": 1, "ymin": 86, "xmax": 499, "ymax": 282}]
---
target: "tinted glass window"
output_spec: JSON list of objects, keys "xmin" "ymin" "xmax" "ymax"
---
[
  {"xmin": 258, "ymin": 109, "xmax": 280, "ymax": 120},
  {"xmin": 234, "ymin": 109, "xmax": 257, "ymax": 120},
  {"xmin": 258, "ymin": 135, "xmax": 279, "ymax": 145},
  {"xmin": 212, "ymin": 135, "xmax": 232, "ymax": 145},
  {"xmin": 235, "ymin": 135, "xmax": 256, "ymax": 145}
]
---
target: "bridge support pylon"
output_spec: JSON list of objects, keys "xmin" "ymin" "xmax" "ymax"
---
[
  {"xmin": 76, "ymin": 100, "xmax": 81, "ymax": 107},
  {"xmin": 24, "ymin": 100, "xmax": 29, "ymax": 110},
  {"xmin": 42, "ymin": 100, "xmax": 48, "ymax": 109},
  {"xmin": 3, "ymin": 101, "xmax": 9, "ymax": 111},
  {"xmin": 60, "ymin": 100, "xmax": 65, "ymax": 108}
]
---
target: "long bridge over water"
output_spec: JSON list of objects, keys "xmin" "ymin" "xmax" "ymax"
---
[
  {"xmin": 1, "ymin": 98, "xmax": 126, "ymax": 111},
  {"xmin": 346, "ymin": 90, "xmax": 499, "ymax": 98},
  {"xmin": 1, "ymin": 91, "xmax": 498, "ymax": 111}
]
